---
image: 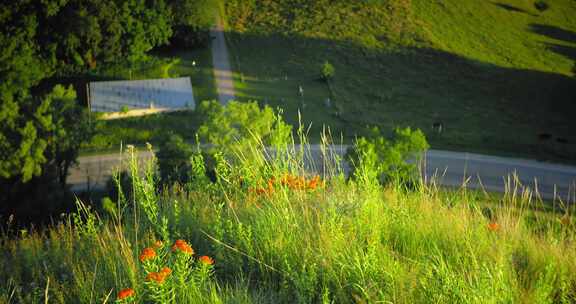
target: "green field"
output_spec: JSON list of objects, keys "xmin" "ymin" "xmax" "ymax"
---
[
  {"xmin": 2, "ymin": 142, "xmax": 575, "ymax": 303},
  {"xmin": 222, "ymin": 0, "xmax": 576, "ymax": 162}
]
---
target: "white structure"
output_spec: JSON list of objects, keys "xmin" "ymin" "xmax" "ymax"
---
[{"xmin": 88, "ymin": 77, "xmax": 195, "ymax": 113}]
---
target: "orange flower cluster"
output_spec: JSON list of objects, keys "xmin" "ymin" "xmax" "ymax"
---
[
  {"xmin": 252, "ymin": 174, "xmax": 324, "ymax": 195},
  {"xmin": 199, "ymin": 255, "xmax": 214, "ymax": 265},
  {"xmin": 487, "ymin": 222, "xmax": 499, "ymax": 232},
  {"xmin": 117, "ymin": 288, "xmax": 135, "ymax": 300},
  {"xmin": 146, "ymin": 267, "xmax": 172, "ymax": 284},
  {"xmin": 171, "ymin": 239, "xmax": 194, "ymax": 255},
  {"xmin": 139, "ymin": 247, "xmax": 156, "ymax": 262}
]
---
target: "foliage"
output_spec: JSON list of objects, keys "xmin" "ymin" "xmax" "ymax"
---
[
  {"xmin": 1, "ymin": 138, "xmax": 576, "ymax": 303},
  {"xmin": 0, "ymin": 84, "xmax": 92, "ymax": 221},
  {"xmin": 534, "ymin": 1, "xmax": 549, "ymax": 12},
  {"xmin": 0, "ymin": 2, "xmax": 50, "ymax": 182},
  {"xmin": 156, "ymin": 134, "xmax": 195, "ymax": 186},
  {"xmin": 169, "ymin": 0, "xmax": 217, "ymax": 47},
  {"xmin": 44, "ymin": 85, "xmax": 94, "ymax": 187},
  {"xmin": 346, "ymin": 126, "xmax": 429, "ymax": 185},
  {"xmin": 320, "ymin": 61, "xmax": 335, "ymax": 81},
  {"xmin": 39, "ymin": 0, "xmax": 173, "ymax": 71},
  {"xmin": 198, "ymin": 100, "xmax": 292, "ymax": 156},
  {"xmin": 130, "ymin": 239, "xmax": 215, "ymax": 303}
]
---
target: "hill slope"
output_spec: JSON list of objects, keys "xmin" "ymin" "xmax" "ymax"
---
[{"xmin": 222, "ymin": 0, "xmax": 576, "ymax": 163}]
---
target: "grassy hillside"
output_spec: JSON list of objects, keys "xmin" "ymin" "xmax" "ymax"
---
[
  {"xmin": 2, "ymin": 143, "xmax": 575, "ymax": 303},
  {"xmin": 222, "ymin": 0, "xmax": 576, "ymax": 162},
  {"xmin": 414, "ymin": 0, "xmax": 576, "ymax": 74}
]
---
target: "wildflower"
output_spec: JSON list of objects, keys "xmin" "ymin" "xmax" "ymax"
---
[
  {"xmin": 117, "ymin": 288, "xmax": 135, "ymax": 300},
  {"xmin": 308, "ymin": 175, "xmax": 320, "ymax": 190},
  {"xmin": 199, "ymin": 255, "xmax": 214, "ymax": 265},
  {"xmin": 139, "ymin": 247, "xmax": 156, "ymax": 262},
  {"xmin": 172, "ymin": 239, "xmax": 194, "ymax": 255},
  {"xmin": 146, "ymin": 269, "xmax": 171, "ymax": 284},
  {"xmin": 487, "ymin": 222, "xmax": 499, "ymax": 232},
  {"xmin": 146, "ymin": 272, "xmax": 164, "ymax": 284},
  {"xmin": 160, "ymin": 266, "xmax": 172, "ymax": 275}
]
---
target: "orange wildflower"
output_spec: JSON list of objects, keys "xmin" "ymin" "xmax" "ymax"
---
[
  {"xmin": 160, "ymin": 266, "xmax": 172, "ymax": 275},
  {"xmin": 171, "ymin": 239, "xmax": 194, "ymax": 254},
  {"xmin": 199, "ymin": 255, "xmax": 214, "ymax": 265},
  {"xmin": 139, "ymin": 247, "xmax": 156, "ymax": 262},
  {"xmin": 146, "ymin": 270, "xmax": 170, "ymax": 284},
  {"xmin": 487, "ymin": 222, "xmax": 499, "ymax": 232},
  {"xmin": 152, "ymin": 240, "xmax": 163, "ymax": 249},
  {"xmin": 117, "ymin": 288, "xmax": 135, "ymax": 300},
  {"xmin": 308, "ymin": 175, "xmax": 320, "ymax": 190}
]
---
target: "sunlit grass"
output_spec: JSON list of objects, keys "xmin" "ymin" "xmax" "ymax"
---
[{"xmin": 2, "ymin": 133, "xmax": 575, "ymax": 303}]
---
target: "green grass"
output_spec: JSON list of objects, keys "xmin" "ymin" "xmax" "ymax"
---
[
  {"xmin": 82, "ymin": 110, "xmax": 202, "ymax": 154},
  {"xmin": 222, "ymin": 0, "xmax": 576, "ymax": 163},
  {"xmin": 82, "ymin": 46, "xmax": 217, "ymax": 152},
  {"xmin": 2, "ymin": 136, "xmax": 576, "ymax": 303}
]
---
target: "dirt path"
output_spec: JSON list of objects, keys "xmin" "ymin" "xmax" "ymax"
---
[{"xmin": 210, "ymin": 16, "xmax": 235, "ymax": 105}]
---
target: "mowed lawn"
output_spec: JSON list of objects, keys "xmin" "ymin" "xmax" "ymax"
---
[{"xmin": 223, "ymin": 0, "xmax": 576, "ymax": 163}]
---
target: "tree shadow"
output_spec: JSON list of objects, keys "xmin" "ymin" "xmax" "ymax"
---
[
  {"xmin": 530, "ymin": 24, "xmax": 576, "ymax": 43},
  {"xmin": 491, "ymin": 2, "xmax": 536, "ymax": 16},
  {"xmin": 225, "ymin": 30, "xmax": 576, "ymax": 162},
  {"xmin": 545, "ymin": 43, "xmax": 576, "ymax": 61}
]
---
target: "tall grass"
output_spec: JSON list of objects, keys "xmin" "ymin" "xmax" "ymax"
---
[{"xmin": 1, "ymin": 135, "xmax": 575, "ymax": 303}]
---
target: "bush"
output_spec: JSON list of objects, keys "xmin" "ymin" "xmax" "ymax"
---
[
  {"xmin": 321, "ymin": 61, "xmax": 335, "ymax": 81},
  {"xmin": 534, "ymin": 1, "xmax": 549, "ymax": 12},
  {"xmin": 346, "ymin": 126, "xmax": 429, "ymax": 186},
  {"xmin": 120, "ymin": 105, "xmax": 129, "ymax": 114},
  {"xmin": 156, "ymin": 134, "xmax": 195, "ymax": 186},
  {"xmin": 197, "ymin": 100, "xmax": 292, "ymax": 156}
]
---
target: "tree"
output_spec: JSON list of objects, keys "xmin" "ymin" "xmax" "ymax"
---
[
  {"xmin": 321, "ymin": 61, "xmax": 335, "ymax": 81},
  {"xmin": 0, "ymin": 84, "xmax": 93, "ymax": 222},
  {"xmin": 37, "ymin": 0, "xmax": 173, "ymax": 71},
  {"xmin": 43, "ymin": 85, "xmax": 93, "ymax": 187},
  {"xmin": 0, "ymin": 1, "xmax": 52, "ymax": 182},
  {"xmin": 346, "ymin": 127, "xmax": 429, "ymax": 186},
  {"xmin": 169, "ymin": 0, "xmax": 217, "ymax": 47},
  {"xmin": 197, "ymin": 100, "xmax": 292, "ymax": 155}
]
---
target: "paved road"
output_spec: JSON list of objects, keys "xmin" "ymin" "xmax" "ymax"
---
[
  {"xmin": 69, "ymin": 146, "xmax": 576, "ymax": 203},
  {"xmin": 210, "ymin": 16, "xmax": 235, "ymax": 105}
]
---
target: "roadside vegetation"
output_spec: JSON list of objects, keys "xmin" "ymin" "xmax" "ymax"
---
[
  {"xmin": 222, "ymin": 0, "xmax": 576, "ymax": 162},
  {"xmin": 1, "ymin": 104, "xmax": 575, "ymax": 303}
]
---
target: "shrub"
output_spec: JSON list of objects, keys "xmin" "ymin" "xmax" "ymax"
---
[
  {"xmin": 156, "ymin": 134, "xmax": 194, "ymax": 186},
  {"xmin": 120, "ymin": 105, "xmax": 130, "ymax": 114},
  {"xmin": 346, "ymin": 126, "xmax": 429, "ymax": 186},
  {"xmin": 321, "ymin": 61, "xmax": 335, "ymax": 81},
  {"xmin": 534, "ymin": 1, "xmax": 549, "ymax": 12},
  {"xmin": 197, "ymin": 100, "xmax": 292, "ymax": 157}
]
